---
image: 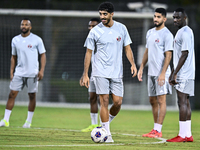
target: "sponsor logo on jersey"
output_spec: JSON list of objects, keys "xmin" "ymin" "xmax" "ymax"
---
[
  {"xmin": 28, "ymin": 44, "xmax": 32, "ymax": 48},
  {"xmin": 117, "ymin": 36, "xmax": 121, "ymax": 42},
  {"xmin": 155, "ymin": 38, "xmax": 159, "ymax": 43}
]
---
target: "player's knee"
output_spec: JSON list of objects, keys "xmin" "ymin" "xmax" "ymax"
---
[
  {"xmin": 149, "ymin": 99, "xmax": 156, "ymax": 105},
  {"xmin": 113, "ymin": 99, "xmax": 122, "ymax": 107},
  {"xmin": 28, "ymin": 93, "xmax": 36, "ymax": 101},
  {"xmin": 177, "ymin": 99, "xmax": 187, "ymax": 108},
  {"xmin": 8, "ymin": 91, "xmax": 17, "ymax": 99}
]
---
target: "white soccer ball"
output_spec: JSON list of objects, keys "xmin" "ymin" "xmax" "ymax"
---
[{"xmin": 91, "ymin": 127, "xmax": 108, "ymax": 143}]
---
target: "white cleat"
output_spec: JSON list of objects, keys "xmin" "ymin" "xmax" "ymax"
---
[
  {"xmin": 23, "ymin": 121, "xmax": 31, "ymax": 128},
  {"xmin": 105, "ymin": 135, "xmax": 114, "ymax": 143},
  {"xmin": 0, "ymin": 119, "xmax": 9, "ymax": 127}
]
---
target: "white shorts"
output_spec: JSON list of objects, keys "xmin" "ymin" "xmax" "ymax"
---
[
  {"xmin": 93, "ymin": 77, "xmax": 123, "ymax": 97},
  {"xmin": 148, "ymin": 75, "xmax": 172, "ymax": 96},
  {"xmin": 10, "ymin": 75, "xmax": 38, "ymax": 93},
  {"xmin": 88, "ymin": 77, "xmax": 96, "ymax": 93},
  {"xmin": 174, "ymin": 79, "xmax": 194, "ymax": 96}
]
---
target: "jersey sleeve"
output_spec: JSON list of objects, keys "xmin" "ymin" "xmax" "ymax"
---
[
  {"xmin": 84, "ymin": 30, "xmax": 96, "ymax": 51},
  {"xmin": 164, "ymin": 32, "xmax": 173, "ymax": 52},
  {"xmin": 37, "ymin": 37, "xmax": 46, "ymax": 54},
  {"xmin": 181, "ymin": 31, "xmax": 191, "ymax": 52},
  {"xmin": 123, "ymin": 25, "xmax": 132, "ymax": 46},
  {"xmin": 11, "ymin": 38, "xmax": 17, "ymax": 55}
]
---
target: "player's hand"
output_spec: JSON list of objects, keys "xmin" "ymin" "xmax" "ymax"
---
[
  {"xmin": 131, "ymin": 65, "xmax": 137, "ymax": 78},
  {"xmin": 157, "ymin": 73, "xmax": 165, "ymax": 86},
  {"xmin": 82, "ymin": 75, "xmax": 90, "ymax": 88},
  {"xmin": 168, "ymin": 73, "xmax": 173, "ymax": 85},
  {"xmin": 137, "ymin": 69, "xmax": 143, "ymax": 81},
  {"xmin": 37, "ymin": 70, "xmax": 44, "ymax": 81},
  {"xmin": 170, "ymin": 73, "xmax": 178, "ymax": 85},
  {"xmin": 79, "ymin": 76, "xmax": 84, "ymax": 86}
]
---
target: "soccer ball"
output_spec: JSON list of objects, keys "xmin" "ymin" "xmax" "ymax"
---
[{"xmin": 91, "ymin": 127, "xmax": 108, "ymax": 143}]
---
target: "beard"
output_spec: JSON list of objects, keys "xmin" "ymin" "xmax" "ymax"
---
[
  {"xmin": 21, "ymin": 28, "xmax": 29, "ymax": 34},
  {"xmin": 102, "ymin": 18, "xmax": 111, "ymax": 26},
  {"xmin": 154, "ymin": 21, "xmax": 163, "ymax": 27}
]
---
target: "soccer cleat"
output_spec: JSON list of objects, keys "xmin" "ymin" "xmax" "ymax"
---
[
  {"xmin": 142, "ymin": 129, "xmax": 155, "ymax": 137},
  {"xmin": 81, "ymin": 124, "xmax": 99, "ymax": 132},
  {"xmin": 186, "ymin": 136, "xmax": 194, "ymax": 142},
  {"xmin": 0, "ymin": 119, "xmax": 9, "ymax": 127},
  {"xmin": 105, "ymin": 135, "xmax": 114, "ymax": 143},
  {"xmin": 166, "ymin": 135, "xmax": 186, "ymax": 142},
  {"xmin": 23, "ymin": 121, "xmax": 31, "ymax": 128},
  {"xmin": 148, "ymin": 130, "xmax": 162, "ymax": 138}
]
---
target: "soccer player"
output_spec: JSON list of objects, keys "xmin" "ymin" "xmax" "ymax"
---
[
  {"xmin": 167, "ymin": 8, "xmax": 195, "ymax": 142},
  {"xmin": 0, "ymin": 18, "xmax": 46, "ymax": 128},
  {"xmin": 80, "ymin": 18, "xmax": 101, "ymax": 132},
  {"xmin": 137, "ymin": 8, "xmax": 173, "ymax": 138},
  {"xmin": 81, "ymin": 2, "xmax": 137, "ymax": 142}
]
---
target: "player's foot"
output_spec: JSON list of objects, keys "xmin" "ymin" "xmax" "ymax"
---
[
  {"xmin": 142, "ymin": 129, "xmax": 156, "ymax": 137},
  {"xmin": 81, "ymin": 124, "xmax": 99, "ymax": 132},
  {"xmin": 105, "ymin": 135, "xmax": 114, "ymax": 143},
  {"xmin": 166, "ymin": 135, "xmax": 186, "ymax": 142},
  {"xmin": 23, "ymin": 121, "xmax": 31, "ymax": 128},
  {"xmin": 148, "ymin": 130, "xmax": 162, "ymax": 138},
  {"xmin": 0, "ymin": 119, "xmax": 9, "ymax": 127},
  {"xmin": 186, "ymin": 136, "xmax": 194, "ymax": 142}
]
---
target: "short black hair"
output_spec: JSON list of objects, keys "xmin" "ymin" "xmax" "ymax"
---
[
  {"xmin": 22, "ymin": 17, "xmax": 31, "ymax": 24},
  {"xmin": 174, "ymin": 8, "xmax": 187, "ymax": 16},
  {"xmin": 98, "ymin": 2, "xmax": 114, "ymax": 13},
  {"xmin": 90, "ymin": 18, "xmax": 101, "ymax": 23},
  {"xmin": 155, "ymin": 8, "xmax": 167, "ymax": 17}
]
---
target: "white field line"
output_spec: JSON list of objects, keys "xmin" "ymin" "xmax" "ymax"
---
[{"xmin": 0, "ymin": 127, "xmax": 167, "ymax": 147}]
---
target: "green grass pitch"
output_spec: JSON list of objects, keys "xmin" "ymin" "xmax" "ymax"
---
[{"xmin": 0, "ymin": 105, "xmax": 200, "ymax": 150}]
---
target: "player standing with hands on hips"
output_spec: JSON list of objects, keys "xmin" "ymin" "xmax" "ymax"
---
[
  {"xmin": 137, "ymin": 8, "xmax": 173, "ymax": 138},
  {"xmin": 167, "ymin": 8, "xmax": 195, "ymax": 142},
  {"xmin": 0, "ymin": 18, "xmax": 46, "ymax": 128},
  {"xmin": 81, "ymin": 2, "xmax": 137, "ymax": 142}
]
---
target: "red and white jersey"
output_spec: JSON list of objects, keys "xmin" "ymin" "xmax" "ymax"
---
[
  {"xmin": 11, "ymin": 33, "xmax": 46, "ymax": 77},
  {"xmin": 173, "ymin": 25, "xmax": 195, "ymax": 80},
  {"xmin": 146, "ymin": 27, "xmax": 173, "ymax": 77}
]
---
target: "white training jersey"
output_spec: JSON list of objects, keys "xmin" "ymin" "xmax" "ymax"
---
[
  {"xmin": 173, "ymin": 25, "xmax": 195, "ymax": 80},
  {"xmin": 146, "ymin": 27, "xmax": 173, "ymax": 77},
  {"xmin": 84, "ymin": 21, "xmax": 132, "ymax": 78},
  {"xmin": 11, "ymin": 33, "xmax": 46, "ymax": 77}
]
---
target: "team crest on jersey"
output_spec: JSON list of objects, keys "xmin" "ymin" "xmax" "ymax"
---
[
  {"xmin": 116, "ymin": 36, "xmax": 121, "ymax": 42},
  {"xmin": 28, "ymin": 44, "xmax": 32, "ymax": 48},
  {"xmin": 155, "ymin": 38, "xmax": 159, "ymax": 43}
]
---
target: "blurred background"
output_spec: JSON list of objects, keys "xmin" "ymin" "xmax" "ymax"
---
[{"xmin": 0, "ymin": 0, "xmax": 199, "ymax": 109}]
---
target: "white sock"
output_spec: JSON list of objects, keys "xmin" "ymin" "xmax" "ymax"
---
[
  {"xmin": 153, "ymin": 123, "xmax": 156, "ymax": 130},
  {"xmin": 3, "ymin": 109, "xmax": 12, "ymax": 122},
  {"xmin": 109, "ymin": 114, "xmax": 115, "ymax": 123},
  {"xmin": 178, "ymin": 121, "xmax": 186, "ymax": 138},
  {"xmin": 102, "ymin": 121, "xmax": 111, "ymax": 135},
  {"xmin": 90, "ymin": 113, "xmax": 98, "ymax": 125},
  {"xmin": 26, "ymin": 111, "xmax": 34, "ymax": 124},
  {"xmin": 186, "ymin": 120, "xmax": 192, "ymax": 137},
  {"xmin": 154, "ymin": 123, "xmax": 162, "ymax": 133}
]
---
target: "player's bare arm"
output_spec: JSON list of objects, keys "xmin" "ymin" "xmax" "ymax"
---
[
  {"xmin": 169, "ymin": 68, "xmax": 174, "ymax": 85},
  {"xmin": 38, "ymin": 53, "xmax": 46, "ymax": 81},
  {"xmin": 158, "ymin": 50, "xmax": 172, "ymax": 86},
  {"xmin": 10, "ymin": 55, "xmax": 17, "ymax": 81},
  {"xmin": 170, "ymin": 50, "xmax": 188, "ymax": 85},
  {"xmin": 82, "ymin": 48, "xmax": 92, "ymax": 88},
  {"xmin": 137, "ymin": 48, "xmax": 148, "ymax": 81},
  {"xmin": 124, "ymin": 45, "xmax": 137, "ymax": 77}
]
